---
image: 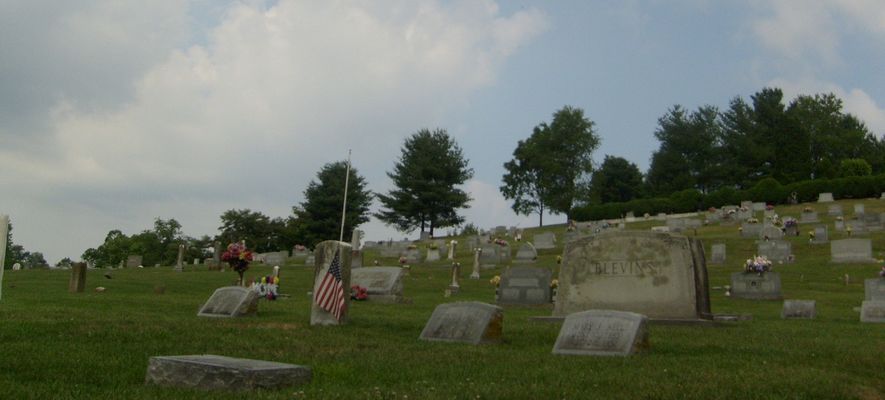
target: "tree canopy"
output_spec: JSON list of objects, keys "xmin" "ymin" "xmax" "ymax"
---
[
  {"xmin": 296, "ymin": 160, "xmax": 372, "ymax": 247},
  {"xmin": 589, "ymin": 155, "xmax": 644, "ymax": 203}
]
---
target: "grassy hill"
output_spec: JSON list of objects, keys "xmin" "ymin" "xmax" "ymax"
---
[{"xmin": 0, "ymin": 199, "xmax": 883, "ymax": 399}]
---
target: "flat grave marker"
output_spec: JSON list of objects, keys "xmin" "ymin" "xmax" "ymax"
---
[
  {"xmin": 419, "ymin": 302, "xmax": 503, "ymax": 345},
  {"xmin": 781, "ymin": 300, "xmax": 816, "ymax": 319},
  {"xmin": 197, "ymin": 286, "xmax": 260, "ymax": 318},
  {"xmin": 145, "ymin": 355, "xmax": 311, "ymax": 390},
  {"xmin": 552, "ymin": 310, "xmax": 649, "ymax": 356}
]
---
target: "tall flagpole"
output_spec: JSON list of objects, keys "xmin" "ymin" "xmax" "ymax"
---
[{"xmin": 339, "ymin": 149, "xmax": 352, "ymax": 243}]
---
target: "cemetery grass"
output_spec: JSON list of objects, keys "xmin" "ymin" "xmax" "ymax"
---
[{"xmin": 0, "ymin": 203, "xmax": 883, "ymax": 399}]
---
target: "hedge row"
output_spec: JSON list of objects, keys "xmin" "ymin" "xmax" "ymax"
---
[{"xmin": 571, "ymin": 174, "xmax": 885, "ymax": 221}]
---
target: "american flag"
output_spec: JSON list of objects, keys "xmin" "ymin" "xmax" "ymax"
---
[{"xmin": 313, "ymin": 248, "xmax": 346, "ymax": 320}]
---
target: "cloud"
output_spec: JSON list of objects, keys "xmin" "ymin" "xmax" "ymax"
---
[
  {"xmin": 769, "ymin": 77, "xmax": 885, "ymax": 135},
  {"xmin": 0, "ymin": 0, "xmax": 548, "ymax": 262}
]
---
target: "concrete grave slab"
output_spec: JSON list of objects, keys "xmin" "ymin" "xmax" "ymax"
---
[
  {"xmin": 197, "ymin": 286, "xmax": 260, "ymax": 318},
  {"xmin": 552, "ymin": 310, "xmax": 649, "ymax": 356},
  {"xmin": 145, "ymin": 355, "xmax": 311, "ymax": 390},
  {"xmin": 419, "ymin": 302, "xmax": 503, "ymax": 345}
]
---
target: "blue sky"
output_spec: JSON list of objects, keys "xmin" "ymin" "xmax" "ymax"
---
[{"xmin": 1, "ymin": 0, "xmax": 883, "ymax": 264}]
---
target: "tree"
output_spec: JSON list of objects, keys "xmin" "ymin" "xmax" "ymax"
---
[
  {"xmin": 589, "ymin": 155, "xmax": 644, "ymax": 203},
  {"xmin": 376, "ymin": 129, "xmax": 473, "ymax": 236},
  {"xmin": 296, "ymin": 161, "xmax": 372, "ymax": 247},
  {"xmin": 218, "ymin": 209, "xmax": 277, "ymax": 253},
  {"xmin": 501, "ymin": 106, "xmax": 600, "ymax": 225},
  {"xmin": 645, "ymin": 105, "xmax": 719, "ymax": 195},
  {"xmin": 840, "ymin": 158, "xmax": 872, "ymax": 177}
]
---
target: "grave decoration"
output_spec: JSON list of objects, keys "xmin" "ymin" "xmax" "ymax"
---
[
  {"xmin": 222, "ymin": 241, "xmax": 253, "ymax": 286},
  {"xmin": 783, "ymin": 218, "xmax": 798, "ymax": 236},
  {"xmin": 730, "ymin": 255, "xmax": 782, "ymax": 300},
  {"xmin": 250, "ymin": 275, "xmax": 280, "ymax": 300},
  {"xmin": 350, "ymin": 285, "xmax": 368, "ymax": 301},
  {"xmin": 745, "ymin": 255, "xmax": 773, "ymax": 275}
]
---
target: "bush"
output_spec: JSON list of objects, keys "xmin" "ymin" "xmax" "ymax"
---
[
  {"xmin": 702, "ymin": 187, "xmax": 742, "ymax": 209},
  {"xmin": 747, "ymin": 177, "xmax": 786, "ymax": 204},
  {"xmin": 840, "ymin": 158, "xmax": 872, "ymax": 177},
  {"xmin": 669, "ymin": 189, "xmax": 703, "ymax": 212}
]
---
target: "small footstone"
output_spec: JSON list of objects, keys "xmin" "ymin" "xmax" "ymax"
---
[{"xmin": 145, "ymin": 355, "xmax": 311, "ymax": 390}]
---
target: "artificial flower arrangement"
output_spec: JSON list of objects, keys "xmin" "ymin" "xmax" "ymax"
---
[
  {"xmin": 550, "ymin": 279, "xmax": 559, "ymax": 289},
  {"xmin": 293, "ymin": 244, "xmax": 307, "ymax": 252},
  {"xmin": 836, "ymin": 216, "xmax": 844, "ymax": 221},
  {"xmin": 407, "ymin": 244, "xmax": 417, "ymax": 250},
  {"xmin": 398, "ymin": 256, "xmax": 408, "ymax": 266},
  {"xmin": 803, "ymin": 206, "xmax": 814, "ymax": 213},
  {"xmin": 783, "ymin": 217, "xmax": 798, "ymax": 228},
  {"xmin": 746, "ymin": 217, "xmax": 759, "ymax": 224},
  {"xmin": 708, "ymin": 207, "xmax": 717, "ymax": 213},
  {"xmin": 489, "ymin": 275, "xmax": 501, "ymax": 287},
  {"xmin": 493, "ymin": 238, "xmax": 508, "ymax": 247},
  {"xmin": 766, "ymin": 204, "xmax": 774, "ymax": 211},
  {"xmin": 745, "ymin": 255, "xmax": 773, "ymax": 275},
  {"xmin": 350, "ymin": 285, "xmax": 368, "ymax": 301},
  {"xmin": 221, "ymin": 241, "xmax": 253, "ymax": 285},
  {"xmin": 556, "ymin": 255, "xmax": 562, "ymax": 264},
  {"xmin": 251, "ymin": 275, "xmax": 280, "ymax": 300}
]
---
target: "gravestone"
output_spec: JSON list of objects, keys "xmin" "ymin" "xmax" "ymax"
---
[
  {"xmin": 402, "ymin": 248, "xmax": 421, "ymax": 264},
  {"xmin": 513, "ymin": 242, "xmax": 538, "ymax": 264},
  {"xmin": 812, "ymin": 225, "xmax": 829, "ymax": 244},
  {"xmin": 533, "ymin": 232, "xmax": 556, "ymax": 250},
  {"xmin": 763, "ymin": 209, "xmax": 775, "ymax": 220},
  {"xmin": 145, "ymin": 355, "xmax": 311, "ymax": 390},
  {"xmin": 470, "ymin": 248, "xmax": 481, "ymax": 279},
  {"xmin": 425, "ymin": 247, "xmax": 440, "ymax": 262},
  {"xmin": 741, "ymin": 223, "xmax": 763, "ymax": 238},
  {"xmin": 310, "ymin": 241, "xmax": 352, "ymax": 326},
  {"xmin": 854, "ymin": 203, "xmax": 865, "ymax": 216},
  {"xmin": 497, "ymin": 267, "xmax": 551, "ymax": 306},
  {"xmin": 68, "ymin": 263, "xmax": 87, "ymax": 293},
  {"xmin": 860, "ymin": 301, "xmax": 885, "ymax": 323},
  {"xmin": 666, "ymin": 219, "xmax": 686, "ymax": 233},
  {"xmin": 419, "ymin": 231, "xmax": 431, "ymax": 241},
  {"xmin": 497, "ymin": 244, "xmax": 511, "ymax": 264},
  {"xmin": 834, "ymin": 220, "xmax": 845, "ymax": 231},
  {"xmin": 262, "ymin": 251, "xmax": 288, "ymax": 266},
  {"xmin": 552, "ymin": 310, "xmax": 649, "ymax": 356},
  {"xmin": 781, "ymin": 300, "xmax": 816, "ymax": 319},
  {"xmin": 760, "ymin": 226, "xmax": 784, "ymax": 240},
  {"xmin": 175, "ymin": 244, "xmax": 185, "ymax": 272},
  {"xmin": 847, "ymin": 219, "xmax": 867, "ymax": 235},
  {"xmin": 126, "ymin": 255, "xmax": 143, "ymax": 268},
  {"xmin": 830, "ymin": 239, "xmax": 875, "ymax": 263},
  {"xmin": 553, "ymin": 231, "xmax": 711, "ymax": 321},
  {"xmin": 736, "ymin": 209, "xmax": 752, "ymax": 221},
  {"xmin": 817, "ymin": 192, "xmax": 834, "ymax": 202},
  {"xmin": 757, "ymin": 240, "xmax": 792, "ymax": 263},
  {"xmin": 192, "ymin": 258, "xmax": 199, "ymax": 265},
  {"xmin": 740, "ymin": 201, "xmax": 753, "ymax": 209},
  {"xmin": 350, "ymin": 267, "xmax": 405, "ymax": 303},
  {"xmin": 447, "ymin": 240, "xmax": 457, "ymax": 260},
  {"xmin": 827, "ymin": 205, "xmax": 843, "ymax": 217},
  {"xmin": 447, "ymin": 262, "xmax": 461, "ymax": 294},
  {"xmin": 799, "ymin": 211, "xmax": 819, "ymax": 224},
  {"xmin": 350, "ymin": 229, "xmax": 363, "ymax": 250},
  {"xmin": 730, "ymin": 272, "xmax": 782, "ymax": 300},
  {"xmin": 479, "ymin": 244, "xmax": 499, "ymax": 267},
  {"xmin": 351, "ymin": 250, "xmax": 363, "ymax": 268},
  {"xmin": 419, "ymin": 302, "xmax": 503, "ymax": 345},
  {"xmin": 752, "ymin": 202, "xmax": 766, "ymax": 212},
  {"xmin": 864, "ymin": 213, "xmax": 883, "ymax": 231},
  {"xmin": 865, "ymin": 279, "xmax": 885, "ymax": 301},
  {"xmin": 710, "ymin": 244, "xmax": 726, "ymax": 264},
  {"xmin": 197, "ymin": 286, "xmax": 260, "ymax": 317},
  {"xmin": 209, "ymin": 241, "xmax": 222, "ymax": 271},
  {"xmin": 11, "ymin": 263, "xmax": 21, "ymax": 271}
]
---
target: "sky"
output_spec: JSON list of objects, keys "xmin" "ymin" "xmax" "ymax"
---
[{"xmin": 2, "ymin": 0, "xmax": 884, "ymax": 264}]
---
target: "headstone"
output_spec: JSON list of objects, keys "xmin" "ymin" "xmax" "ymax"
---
[
  {"xmin": 552, "ymin": 310, "xmax": 649, "ymax": 356},
  {"xmin": 351, "ymin": 250, "xmax": 363, "ymax": 268},
  {"xmin": 666, "ymin": 219, "xmax": 686, "ymax": 233},
  {"xmin": 447, "ymin": 240, "xmax": 457, "ymax": 260},
  {"xmin": 209, "ymin": 241, "xmax": 222, "ymax": 271},
  {"xmin": 799, "ymin": 211, "xmax": 819, "ymax": 224},
  {"xmin": 448, "ymin": 262, "xmax": 461, "ymax": 294},
  {"xmin": 740, "ymin": 200, "xmax": 753, "ymax": 209},
  {"xmin": 811, "ymin": 225, "xmax": 829, "ymax": 244},
  {"xmin": 310, "ymin": 241, "xmax": 352, "ymax": 326},
  {"xmin": 145, "ymin": 355, "xmax": 311, "ymax": 390},
  {"xmin": 736, "ymin": 209, "xmax": 752, "ymax": 221},
  {"xmin": 418, "ymin": 302, "xmax": 503, "ymax": 345},
  {"xmin": 860, "ymin": 301, "xmax": 885, "ymax": 323},
  {"xmin": 830, "ymin": 239, "xmax": 875, "ymax": 263},
  {"xmin": 197, "ymin": 286, "xmax": 261, "ymax": 317},
  {"xmin": 513, "ymin": 242, "xmax": 538, "ymax": 264},
  {"xmin": 470, "ymin": 247, "xmax": 481, "ymax": 279},
  {"xmin": 864, "ymin": 213, "xmax": 883, "ymax": 231},
  {"xmin": 494, "ymin": 226, "xmax": 506, "ymax": 236},
  {"xmin": 864, "ymin": 279, "xmax": 885, "ymax": 301},
  {"xmin": 192, "ymin": 258, "xmax": 199, "ymax": 265},
  {"xmin": 126, "ymin": 255, "xmax": 143, "ymax": 268},
  {"xmin": 175, "ymin": 244, "xmax": 185, "ymax": 272},
  {"xmin": 835, "ymin": 220, "xmax": 845, "ymax": 231},
  {"xmin": 497, "ymin": 267, "xmax": 551, "ymax": 305},
  {"xmin": 781, "ymin": 300, "xmax": 816, "ymax": 319},
  {"xmin": 710, "ymin": 244, "xmax": 726, "ymax": 264},
  {"xmin": 752, "ymin": 202, "xmax": 766, "ymax": 212},
  {"xmin": 350, "ymin": 267, "xmax": 405, "ymax": 303},
  {"xmin": 760, "ymin": 226, "xmax": 784, "ymax": 240},
  {"xmin": 763, "ymin": 209, "xmax": 775, "ymax": 219},
  {"xmin": 854, "ymin": 203, "xmax": 865, "ymax": 216},
  {"xmin": 402, "ymin": 248, "xmax": 421, "ymax": 264},
  {"xmin": 426, "ymin": 247, "xmax": 440, "ymax": 262},
  {"xmin": 68, "ymin": 263, "xmax": 87, "ymax": 293},
  {"xmin": 730, "ymin": 272, "xmax": 782, "ymax": 300},
  {"xmin": 479, "ymin": 243, "xmax": 499, "ymax": 267},
  {"xmin": 741, "ymin": 223, "xmax": 763, "ymax": 238},
  {"xmin": 847, "ymin": 219, "xmax": 867, "ymax": 234},
  {"xmin": 817, "ymin": 192, "xmax": 834, "ymax": 202},
  {"xmin": 533, "ymin": 232, "xmax": 556, "ymax": 250},
  {"xmin": 11, "ymin": 263, "xmax": 21, "ymax": 271},
  {"xmin": 757, "ymin": 240, "xmax": 792, "ymax": 263},
  {"xmin": 496, "ymin": 243, "xmax": 511, "ymax": 264},
  {"xmin": 419, "ymin": 231, "xmax": 431, "ymax": 241},
  {"xmin": 553, "ymin": 231, "xmax": 711, "ymax": 321},
  {"xmin": 262, "ymin": 251, "xmax": 287, "ymax": 266},
  {"xmin": 828, "ymin": 205, "xmax": 843, "ymax": 217}
]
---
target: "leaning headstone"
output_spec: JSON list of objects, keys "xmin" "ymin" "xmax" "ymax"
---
[
  {"xmin": 757, "ymin": 240, "xmax": 792, "ymax": 263},
  {"xmin": 781, "ymin": 300, "xmax": 816, "ymax": 319},
  {"xmin": 552, "ymin": 310, "xmax": 649, "ymax": 356},
  {"xmin": 497, "ymin": 267, "xmax": 551, "ymax": 305},
  {"xmin": 126, "ymin": 255, "xmax": 143, "ymax": 269},
  {"xmin": 828, "ymin": 205, "xmax": 843, "ymax": 217},
  {"xmin": 860, "ymin": 301, "xmax": 885, "ymax": 323},
  {"xmin": 730, "ymin": 272, "xmax": 782, "ymax": 300},
  {"xmin": 830, "ymin": 239, "xmax": 875, "ymax": 263},
  {"xmin": 533, "ymin": 232, "xmax": 556, "ymax": 250},
  {"xmin": 175, "ymin": 244, "xmax": 185, "ymax": 272},
  {"xmin": 197, "ymin": 286, "xmax": 261, "ymax": 317},
  {"xmin": 145, "ymin": 355, "xmax": 311, "ymax": 390},
  {"xmin": 350, "ymin": 267, "xmax": 405, "ymax": 303},
  {"xmin": 760, "ymin": 226, "xmax": 784, "ymax": 240},
  {"xmin": 310, "ymin": 241, "xmax": 352, "ymax": 326},
  {"xmin": 811, "ymin": 225, "xmax": 829, "ymax": 244},
  {"xmin": 865, "ymin": 279, "xmax": 885, "ymax": 301},
  {"xmin": 68, "ymin": 263, "xmax": 87, "ymax": 293},
  {"xmin": 817, "ymin": 192, "xmax": 834, "ymax": 202},
  {"xmin": 513, "ymin": 242, "xmax": 538, "ymax": 264},
  {"xmin": 419, "ymin": 302, "xmax": 503, "ymax": 345},
  {"xmin": 553, "ymin": 231, "xmax": 711, "ymax": 321},
  {"xmin": 710, "ymin": 244, "xmax": 726, "ymax": 264}
]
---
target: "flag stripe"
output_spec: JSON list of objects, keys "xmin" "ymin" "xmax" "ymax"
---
[{"xmin": 314, "ymin": 247, "xmax": 346, "ymax": 320}]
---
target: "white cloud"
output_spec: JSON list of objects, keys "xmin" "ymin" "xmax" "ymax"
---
[{"xmin": 769, "ymin": 77, "xmax": 885, "ymax": 135}]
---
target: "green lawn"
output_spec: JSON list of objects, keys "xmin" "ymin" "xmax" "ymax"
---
[{"xmin": 1, "ymin": 199, "xmax": 883, "ymax": 399}]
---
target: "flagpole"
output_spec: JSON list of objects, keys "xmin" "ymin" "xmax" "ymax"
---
[{"xmin": 339, "ymin": 149, "xmax": 352, "ymax": 243}]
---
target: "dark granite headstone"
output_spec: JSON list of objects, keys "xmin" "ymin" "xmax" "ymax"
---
[{"xmin": 497, "ymin": 267, "xmax": 551, "ymax": 305}]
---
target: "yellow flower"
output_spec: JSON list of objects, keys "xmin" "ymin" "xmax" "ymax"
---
[
  {"xmin": 489, "ymin": 275, "xmax": 501, "ymax": 286},
  {"xmin": 273, "ymin": 276, "xmax": 280, "ymax": 284},
  {"xmin": 550, "ymin": 279, "xmax": 559, "ymax": 288}
]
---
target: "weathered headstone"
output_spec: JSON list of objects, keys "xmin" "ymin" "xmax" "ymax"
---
[
  {"xmin": 209, "ymin": 241, "xmax": 222, "ymax": 271},
  {"xmin": 812, "ymin": 225, "xmax": 829, "ymax": 244},
  {"xmin": 197, "ymin": 286, "xmax": 260, "ymax": 317},
  {"xmin": 533, "ymin": 232, "xmax": 556, "ymax": 250},
  {"xmin": 553, "ymin": 231, "xmax": 711, "ymax": 321},
  {"xmin": 830, "ymin": 239, "xmax": 875, "ymax": 263},
  {"xmin": 860, "ymin": 301, "xmax": 885, "ymax": 323},
  {"xmin": 351, "ymin": 267, "xmax": 405, "ymax": 303},
  {"xmin": 863, "ymin": 213, "xmax": 882, "ymax": 232},
  {"xmin": 760, "ymin": 226, "xmax": 784, "ymax": 240},
  {"xmin": 799, "ymin": 211, "xmax": 819, "ymax": 224},
  {"xmin": 757, "ymin": 240, "xmax": 792, "ymax": 263},
  {"xmin": 11, "ymin": 263, "xmax": 21, "ymax": 271},
  {"xmin": 175, "ymin": 244, "xmax": 185, "ymax": 272},
  {"xmin": 310, "ymin": 241, "xmax": 352, "ymax": 326},
  {"xmin": 192, "ymin": 258, "xmax": 199, "ymax": 265},
  {"xmin": 817, "ymin": 192, "xmax": 834, "ymax": 203},
  {"xmin": 752, "ymin": 202, "xmax": 766, "ymax": 212},
  {"xmin": 730, "ymin": 272, "xmax": 782, "ymax": 300},
  {"xmin": 426, "ymin": 247, "xmax": 440, "ymax": 262},
  {"xmin": 497, "ymin": 267, "xmax": 551, "ymax": 305},
  {"xmin": 847, "ymin": 219, "xmax": 867, "ymax": 235},
  {"xmin": 781, "ymin": 300, "xmax": 816, "ymax": 319},
  {"xmin": 262, "ymin": 251, "xmax": 288, "ymax": 266},
  {"xmin": 126, "ymin": 255, "xmax": 143, "ymax": 268},
  {"xmin": 740, "ymin": 200, "xmax": 753, "ymax": 209},
  {"xmin": 402, "ymin": 248, "xmax": 421, "ymax": 264},
  {"xmin": 418, "ymin": 302, "xmax": 503, "ymax": 345},
  {"xmin": 350, "ymin": 229, "xmax": 363, "ymax": 250},
  {"xmin": 304, "ymin": 255, "xmax": 315, "ymax": 266},
  {"xmin": 513, "ymin": 242, "xmax": 538, "ymax": 264},
  {"xmin": 741, "ymin": 223, "xmax": 763, "ymax": 238},
  {"xmin": 827, "ymin": 204, "xmax": 843, "ymax": 217},
  {"xmin": 710, "ymin": 244, "xmax": 726, "ymax": 264},
  {"xmin": 736, "ymin": 209, "xmax": 752, "ymax": 221},
  {"xmin": 145, "ymin": 355, "xmax": 311, "ymax": 390},
  {"xmin": 419, "ymin": 231, "xmax": 431, "ymax": 241},
  {"xmin": 865, "ymin": 279, "xmax": 885, "ymax": 301},
  {"xmin": 854, "ymin": 203, "xmax": 865, "ymax": 216},
  {"xmin": 479, "ymin": 243, "xmax": 499, "ymax": 267},
  {"xmin": 68, "ymin": 263, "xmax": 87, "ymax": 293},
  {"xmin": 552, "ymin": 310, "xmax": 649, "ymax": 356}
]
